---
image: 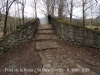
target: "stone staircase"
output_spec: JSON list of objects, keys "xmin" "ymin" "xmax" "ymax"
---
[
  {"xmin": 35, "ymin": 24, "xmax": 60, "ymax": 50},
  {"xmin": 33, "ymin": 24, "xmax": 99, "ymax": 75}
]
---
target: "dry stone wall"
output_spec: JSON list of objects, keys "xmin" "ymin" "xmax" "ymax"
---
[
  {"xmin": 0, "ymin": 18, "xmax": 39, "ymax": 54},
  {"xmin": 51, "ymin": 18, "xmax": 100, "ymax": 49}
]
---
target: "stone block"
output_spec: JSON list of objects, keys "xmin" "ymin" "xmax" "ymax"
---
[{"xmin": 36, "ymin": 41, "xmax": 60, "ymax": 50}]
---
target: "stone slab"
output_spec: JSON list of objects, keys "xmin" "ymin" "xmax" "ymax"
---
[
  {"xmin": 34, "ymin": 34, "xmax": 58, "ymax": 40},
  {"xmin": 38, "ymin": 25, "xmax": 53, "ymax": 30},
  {"xmin": 37, "ymin": 30, "xmax": 54, "ymax": 34},
  {"xmin": 36, "ymin": 41, "xmax": 60, "ymax": 50},
  {"xmin": 8, "ymin": 65, "xmax": 17, "ymax": 69}
]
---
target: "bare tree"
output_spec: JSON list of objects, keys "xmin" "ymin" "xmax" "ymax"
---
[
  {"xmin": 46, "ymin": 0, "xmax": 50, "ymax": 14},
  {"xmin": 70, "ymin": 0, "xmax": 73, "ymax": 22},
  {"xmin": 21, "ymin": 0, "xmax": 26, "ymax": 24},
  {"xmin": 4, "ymin": 0, "xmax": 16, "ymax": 36},
  {"xmin": 34, "ymin": 0, "xmax": 37, "ymax": 17},
  {"xmin": 16, "ymin": 1, "xmax": 22, "ymax": 24},
  {"xmin": 82, "ymin": 0, "xmax": 85, "ymax": 26},
  {"xmin": 30, "ymin": 0, "xmax": 38, "ymax": 17},
  {"xmin": 39, "ymin": 0, "xmax": 59, "ymax": 17},
  {"xmin": 96, "ymin": 3, "xmax": 100, "ymax": 29},
  {"xmin": 82, "ymin": 0, "xmax": 98, "ymax": 26},
  {"xmin": 51, "ymin": 0, "xmax": 56, "ymax": 17},
  {"xmin": 16, "ymin": 0, "xmax": 26, "ymax": 24},
  {"xmin": 58, "ymin": 0, "xmax": 64, "ymax": 19},
  {"xmin": 0, "ymin": 0, "xmax": 6, "ymax": 13}
]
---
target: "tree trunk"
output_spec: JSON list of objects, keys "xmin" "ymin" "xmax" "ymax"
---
[
  {"xmin": 51, "ymin": 0, "xmax": 55, "ymax": 17},
  {"xmin": 58, "ymin": 0, "xmax": 64, "ymax": 19},
  {"xmin": 46, "ymin": 0, "xmax": 49, "ymax": 15},
  {"xmin": 34, "ymin": 1, "xmax": 37, "ymax": 17},
  {"xmin": 4, "ymin": 11, "xmax": 8, "ymax": 36},
  {"xmin": 51, "ymin": 5, "xmax": 54, "ymax": 17},
  {"xmin": 3, "ymin": 0, "xmax": 16, "ymax": 36},
  {"xmin": 3, "ymin": 0, "xmax": 8, "ymax": 36},
  {"xmin": 83, "ymin": 0, "xmax": 85, "ymax": 26},
  {"xmin": 22, "ymin": 6, "xmax": 24, "ymax": 24},
  {"xmin": 70, "ymin": 0, "xmax": 73, "ymax": 22}
]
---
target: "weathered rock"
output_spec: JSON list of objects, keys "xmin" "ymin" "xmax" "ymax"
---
[
  {"xmin": 0, "ymin": 18, "xmax": 39, "ymax": 54},
  {"xmin": 34, "ymin": 34, "xmax": 58, "ymax": 41},
  {"xmin": 38, "ymin": 25, "xmax": 53, "ymax": 30},
  {"xmin": 37, "ymin": 30, "xmax": 54, "ymax": 34},
  {"xmin": 51, "ymin": 18, "xmax": 100, "ymax": 49},
  {"xmin": 36, "ymin": 41, "xmax": 60, "ymax": 50}
]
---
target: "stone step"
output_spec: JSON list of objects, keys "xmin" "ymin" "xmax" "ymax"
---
[
  {"xmin": 36, "ymin": 41, "xmax": 60, "ymax": 50},
  {"xmin": 34, "ymin": 34, "xmax": 58, "ymax": 41},
  {"xmin": 38, "ymin": 25, "xmax": 53, "ymax": 30},
  {"xmin": 37, "ymin": 30, "xmax": 55, "ymax": 34}
]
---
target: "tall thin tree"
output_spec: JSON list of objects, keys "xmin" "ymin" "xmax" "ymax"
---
[
  {"xmin": 82, "ymin": 0, "xmax": 85, "ymax": 26},
  {"xmin": 70, "ymin": 0, "xmax": 73, "ymax": 22},
  {"xmin": 58, "ymin": 0, "xmax": 64, "ymax": 19},
  {"xmin": 4, "ymin": 0, "xmax": 16, "ymax": 36}
]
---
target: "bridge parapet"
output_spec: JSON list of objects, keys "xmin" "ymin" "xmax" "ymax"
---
[
  {"xmin": 0, "ymin": 18, "xmax": 39, "ymax": 54},
  {"xmin": 51, "ymin": 18, "xmax": 100, "ymax": 49}
]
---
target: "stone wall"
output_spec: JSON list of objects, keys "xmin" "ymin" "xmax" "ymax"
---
[
  {"xmin": 0, "ymin": 18, "xmax": 39, "ymax": 54},
  {"xmin": 51, "ymin": 18, "xmax": 100, "ymax": 49}
]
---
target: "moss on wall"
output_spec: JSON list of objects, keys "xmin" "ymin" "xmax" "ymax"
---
[
  {"xmin": 0, "ymin": 19, "xmax": 36, "ymax": 41},
  {"xmin": 57, "ymin": 19, "xmax": 100, "ymax": 35},
  {"xmin": 51, "ymin": 18, "xmax": 100, "ymax": 49},
  {"xmin": 0, "ymin": 18, "xmax": 39, "ymax": 54}
]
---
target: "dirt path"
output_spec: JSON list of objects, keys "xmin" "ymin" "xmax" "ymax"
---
[
  {"xmin": 0, "ymin": 23, "xmax": 100, "ymax": 75},
  {"xmin": 0, "ymin": 37, "xmax": 42, "ymax": 75},
  {"xmin": 34, "ymin": 24, "xmax": 100, "ymax": 75}
]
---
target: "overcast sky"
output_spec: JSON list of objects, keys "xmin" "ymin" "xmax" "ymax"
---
[
  {"xmin": 24, "ymin": 0, "xmax": 45, "ymax": 18},
  {"xmin": 9, "ymin": 0, "xmax": 100, "ymax": 18},
  {"xmin": 8, "ymin": 0, "xmax": 45, "ymax": 18}
]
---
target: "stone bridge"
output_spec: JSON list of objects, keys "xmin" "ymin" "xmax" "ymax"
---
[{"xmin": 0, "ymin": 18, "xmax": 100, "ymax": 75}]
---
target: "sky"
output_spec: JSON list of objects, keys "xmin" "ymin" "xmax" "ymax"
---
[
  {"xmin": 24, "ymin": 0, "xmax": 46, "ymax": 18},
  {"xmin": 25, "ymin": 5, "xmax": 45, "ymax": 18},
  {"xmin": 23, "ymin": 0, "xmax": 47, "ymax": 18},
  {"xmin": 8, "ymin": 0, "xmax": 45, "ymax": 18},
  {"xmin": 27, "ymin": 0, "xmax": 100, "ymax": 19},
  {"xmin": 9, "ymin": 0, "xmax": 100, "ymax": 19},
  {"xmin": 72, "ymin": 0, "xmax": 100, "ymax": 19}
]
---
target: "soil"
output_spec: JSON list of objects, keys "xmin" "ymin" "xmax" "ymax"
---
[
  {"xmin": 0, "ymin": 38, "xmax": 42, "ymax": 75},
  {"xmin": 0, "ymin": 24, "xmax": 100, "ymax": 75},
  {"xmin": 57, "ymin": 39, "xmax": 100, "ymax": 74}
]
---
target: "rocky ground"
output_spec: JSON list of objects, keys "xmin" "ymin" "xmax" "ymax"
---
[
  {"xmin": 0, "ymin": 24, "xmax": 100, "ymax": 75},
  {"xmin": 0, "ymin": 37, "xmax": 42, "ymax": 75},
  {"xmin": 35, "ymin": 24, "xmax": 100, "ymax": 75}
]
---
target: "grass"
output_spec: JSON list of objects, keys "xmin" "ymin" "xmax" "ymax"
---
[
  {"xmin": 57, "ymin": 19, "xmax": 100, "ymax": 34},
  {"xmin": 85, "ymin": 25, "xmax": 100, "ymax": 29}
]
